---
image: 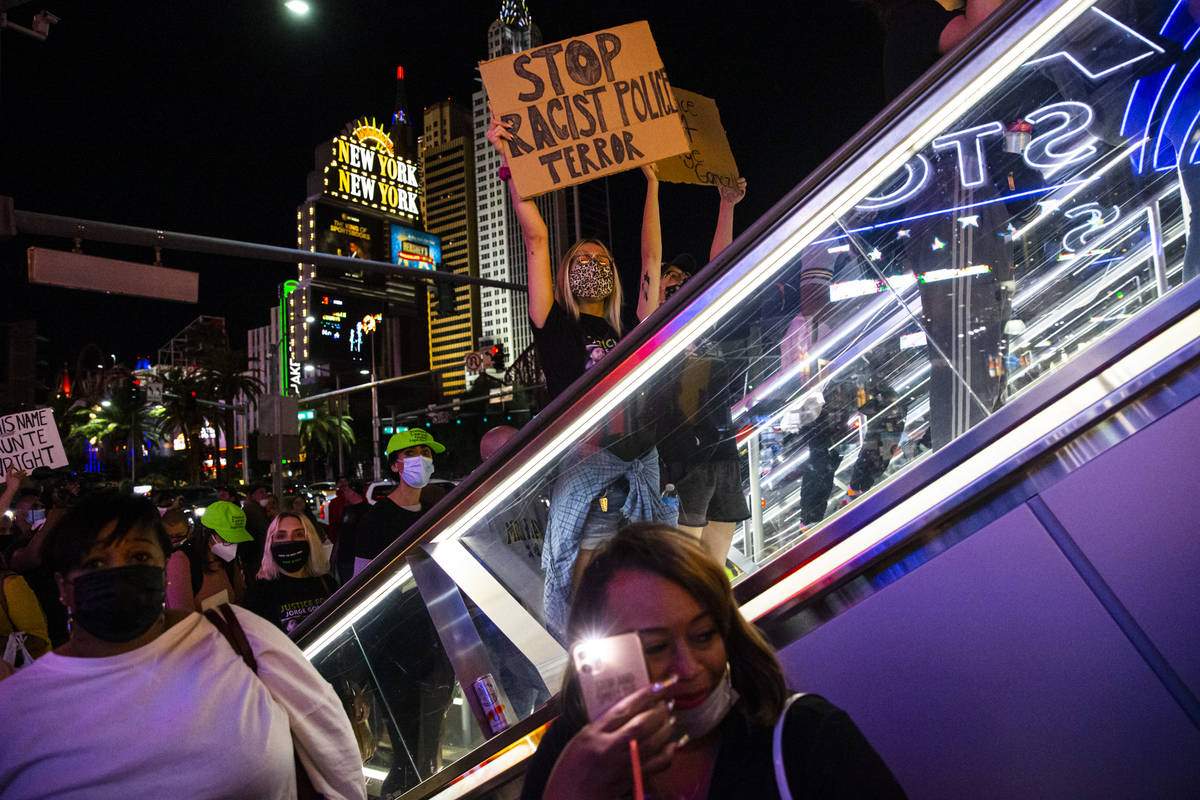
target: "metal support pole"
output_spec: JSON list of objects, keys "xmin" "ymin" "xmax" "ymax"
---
[
  {"xmin": 297, "ymin": 370, "xmax": 434, "ymax": 402},
  {"xmin": 271, "ymin": 395, "xmax": 283, "ymax": 499},
  {"xmin": 12, "ymin": 207, "xmax": 526, "ymax": 292},
  {"xmin": 335, "ymin": 375, "xmax": 344, "ymax": 477},
  {"xmin": 747, "ymin": 432, "xmax": 765, "ymax": 563},
  {"xmin": 129, "ymin": 409, "xmax": 136, "ymax": 486},
  {"xmin": 241, "ymin": 404, "xmax": 250, "ymax": 487},
  {"xmin": 1149, "ymin": 202, "xmax": 1170, "ymax": 297},
  {"xmin": 371, "ymin": 336, "xmax": 381, "ymax": 482}
]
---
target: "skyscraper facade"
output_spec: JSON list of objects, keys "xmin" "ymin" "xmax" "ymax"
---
[
  {"xmin": 472, "ymin": 4, "xmax": 613, "ymax": 374},
  {"xmin": 473, "ymin": 11, "xmax": 542, "ymax": 367},
  {"xmin": 422, "ymin": 100, "xmax": 480, "ymax": 397}
]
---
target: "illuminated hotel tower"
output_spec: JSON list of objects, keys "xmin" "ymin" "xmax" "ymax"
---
[
  {"xmin": 472, "ymin": 2, "xmax": 612, "ymax": 371},
  {"xmin": 474, "ymin": 4, "xmax": 542, "ymax": 365},
  {"xmin": 421, "ymin": 100, "xmax": 480, "ymax": 397}
]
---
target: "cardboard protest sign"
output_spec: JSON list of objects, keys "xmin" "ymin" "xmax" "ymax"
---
[
  {"xmin": 480, "ymin": 21, "xmax": 689, "ymax": 199},
  {"xmin": 0, "ymin": 408, "xmax": 68, "ymax": 473},
  {"xmin": 655, "ymin": 89, "xmax": 739, "ymax": 188}
]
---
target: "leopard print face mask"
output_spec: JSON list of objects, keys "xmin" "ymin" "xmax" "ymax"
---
[{"xmin": 568, "ymin": 254, "xmax": 615, "ymax": 300}]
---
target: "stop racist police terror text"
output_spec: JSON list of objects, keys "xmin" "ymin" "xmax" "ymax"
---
[{"xmin": 500, "ymin": 31, "xmax": 680, "ymax": 184}]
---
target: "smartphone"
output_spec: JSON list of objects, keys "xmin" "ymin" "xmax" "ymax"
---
[{"xmin": 572, "ymin": 631, "xmax": 651, "ymax": 721}]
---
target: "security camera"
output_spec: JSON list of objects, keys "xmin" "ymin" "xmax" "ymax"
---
[{"xmin": 31, "ymin": 10, "xmax": 61, "ymax": 36}]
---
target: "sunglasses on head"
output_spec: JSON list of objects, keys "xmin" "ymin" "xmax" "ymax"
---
[{"xmin": 571, "ymin": 254, "xmax": 613, "ymax": 269}]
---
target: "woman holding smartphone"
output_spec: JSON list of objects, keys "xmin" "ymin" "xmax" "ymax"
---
[{"xmin": 520, "ymin": 524, "xmax": 904, "ymax": 799}]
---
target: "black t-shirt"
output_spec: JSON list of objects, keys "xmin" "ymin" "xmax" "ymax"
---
[
  {"xmin": 355, "ymin": 499, "xmax": 425, "ymax": 563},
  {"xmin": 657, "ymin": 344, "xmax": 742, "ymax": 478},
  {"xmin": 531, "ymin": 302, "xmax": 620, "ymax": 400},
  {"xmin": 882, "ymin": 1, "xmax": 960, "ymax": 101},
  {"xmin": 244, "ymin": 574, "xmax": 335, "ymax": 634},
  {"xmin": 519, "ymin": 695, "xmax": 905, "ymax": 800},
  {"xmin": 334, "ymin": 500, "xmax": 368, "ymax": 580}
]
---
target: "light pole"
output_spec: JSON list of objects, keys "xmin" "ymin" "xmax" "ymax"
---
[{"xmin": 369, "ymin": 334, "xmax": 381, "ymax": 481}]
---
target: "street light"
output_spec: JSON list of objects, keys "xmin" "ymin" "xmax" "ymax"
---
[{"xmin": 284, "ymin": 0, "xmax": 310, "ymax": 15}]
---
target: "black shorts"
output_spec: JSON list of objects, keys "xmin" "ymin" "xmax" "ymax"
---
[{"xmin": 674, "ymin": 460, "xmax": 750, "ymax": 527}]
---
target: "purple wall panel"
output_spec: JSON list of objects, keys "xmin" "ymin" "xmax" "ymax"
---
[
  {"xmin": 777, "ymin": 503, "xmax": 1200, "ymax": 799},
  {"xmin": 1039, "ymin": 394, "xmax": 1200, "ymax": 694}
]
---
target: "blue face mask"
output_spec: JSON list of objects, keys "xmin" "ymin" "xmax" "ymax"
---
[{"xmin": 402, "ymin": 455, "xmax": 435, "ymax": 489}]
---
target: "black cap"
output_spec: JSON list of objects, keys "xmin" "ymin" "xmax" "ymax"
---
[{"xmin": 663, "ymin": 252, "xmax": 697, "ymax": 276}]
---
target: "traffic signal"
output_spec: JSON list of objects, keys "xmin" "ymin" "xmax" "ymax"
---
[
  {"xmin": 435, "ymin": 277, "xmax": 456, "ymax": 316},
  {"xmin": 490, "ymin": 343, "xmax": 506, "ymax": 371}
]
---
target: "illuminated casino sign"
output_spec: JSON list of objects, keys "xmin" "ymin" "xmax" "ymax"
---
[{"xmin": 321, "ymin": 120, "xmax": 422, "ymax": 223}]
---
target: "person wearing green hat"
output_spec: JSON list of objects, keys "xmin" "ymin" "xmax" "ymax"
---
[
  {"xmin": 353, "ymin": 429, "xmax": 446, "ymax": 577},
  {"xmin": 165, "ymin": 500, "xmax": 252, "ymax": 612}
]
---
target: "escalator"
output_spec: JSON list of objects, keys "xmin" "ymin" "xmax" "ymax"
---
[{"xmin": 293, "ymin": 1, "xmax": 1200, "ymax": 796}]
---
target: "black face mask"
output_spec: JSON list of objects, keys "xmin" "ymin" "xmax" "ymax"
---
[
  {"xmin": 270, "ymin": 540, "xmax": 310, "ymax": 573},
  {"xmin": 70, "ymin": 565, "xmax": 165, "ymax": 643}
]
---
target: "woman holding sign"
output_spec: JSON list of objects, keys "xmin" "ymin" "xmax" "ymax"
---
[
  {"xmin": 488, "ymin": 107, "xmax": 676, "ymax": 638},
  {"xmin": 487, "ymin": 106, "xmax": 628, "ymax": 399}
]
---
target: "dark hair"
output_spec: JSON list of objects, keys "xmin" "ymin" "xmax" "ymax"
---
[
  {"xmin": 347, "ymin": 479, "xmax": 366, "ymax": 495},
  {"xmin": 560, "ymin": 524, "xmax": 787, "ymax": 729},
  {"xmin": 161, "ymin": 507, "xmax": 189, "ymax": 529},
  {"xmin": 41, "ymin": 492, "xmax": 171, "ymax": 576}
]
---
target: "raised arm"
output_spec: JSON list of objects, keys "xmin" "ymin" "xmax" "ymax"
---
[
  {"xmin": 710, "ymin": 177, "xmax": 747, "ymax": 261},
  {"xmin": 487, "ymin": 104, "xmax": 554, "ymax": 328},
  {"xmin": 938, "ymin": 0, "xmax": 1005, "ymax": 53},
  {"xmin": 636, "ymin": 164, "xmax": 663, "ymax": 321},
  {"xmin": 0, "ymin": 467, "xmax": 25, "ymax": 516}
]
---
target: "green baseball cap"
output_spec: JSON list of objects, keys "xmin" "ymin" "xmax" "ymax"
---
[
  {"xmin": 385, "ymin": 428, "xmax": 445, "ymax": 456},
  {"xmin": 201, "ymin": 500, "xmax": 253, "ymax": 543}
]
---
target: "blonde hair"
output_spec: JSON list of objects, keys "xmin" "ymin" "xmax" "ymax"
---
[
  {"xmin": 555, "ymin": 238, "xmax": 624, "ymax": 336},
  {"xmin": 257, "ymin": 512, "xmax": 330, "ymax": 580}
]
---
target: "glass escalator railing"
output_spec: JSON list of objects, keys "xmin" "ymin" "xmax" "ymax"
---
[{"xmin": 295, "ymin": 1, "xmax": 1200, "ymax": 796}]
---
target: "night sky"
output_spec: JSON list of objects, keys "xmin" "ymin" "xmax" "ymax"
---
[{"xmin": 0, "ymin": 0, "xmax": 883, "ymax": 369}]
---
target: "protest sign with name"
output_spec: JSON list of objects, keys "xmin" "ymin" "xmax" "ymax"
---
[
  {"xmin": 480, "ymin": 21, "xmax": 689, "ymax": 198},
  {"xmin": 655, "ymin": 88, "xmax": 739, "ymax": 188},
  {"xmin": 0, "ymin": 408, "xmax": 68, "ymax": 473}
]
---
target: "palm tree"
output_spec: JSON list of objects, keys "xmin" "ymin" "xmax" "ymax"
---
[
  {"xmin": 299, "ymin": 404, "xmax": 356, "ymax": 481},
  {"xmin": 66, "ymin": 379, "xmax": 157, "ymax": 481},
  {"xmin": 156, "ymin": 368, "xmax": 210, "ymax": 484},
  {"xmin": 196, "ymin": 349, "xmax": 264, "ymax": 484},
  {"xmin": 173, "ymin": 322, "xmax": 264, "ymax": 484}
]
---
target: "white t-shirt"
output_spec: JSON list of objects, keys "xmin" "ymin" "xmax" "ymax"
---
[{"xmin": 0, "ymin": 607, "xmax": 366, "ymax": 800}]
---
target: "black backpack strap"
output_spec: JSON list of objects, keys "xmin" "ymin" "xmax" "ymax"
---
[{"xmin": 204, "ymin": 603, "xmax": 258, "ymax": 673}]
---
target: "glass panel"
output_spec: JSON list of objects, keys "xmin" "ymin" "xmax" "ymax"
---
[
  {"xmin": 308, "ymin": 554, "xmax": 554, "ymax": 798},
  {"xmin": 302, "ymin": 1, "xmax": 1200, "ymax": 794}
]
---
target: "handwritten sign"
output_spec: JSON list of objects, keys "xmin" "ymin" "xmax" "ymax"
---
[
  {"xmin": 655, "ymin": 89, "xmax": 739, "ymax": 188},
  {"xmin": 0, "ymin": 408, "xmax": 67, "ymax": 473},
  {"xmin": 480, "ymin": 21, "xmax": 689, "ymax": 198}
]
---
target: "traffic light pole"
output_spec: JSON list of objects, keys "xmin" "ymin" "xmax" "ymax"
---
[{"xmin": 371, "ymin": 335, "xmax": 381, "ymax": 482}]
